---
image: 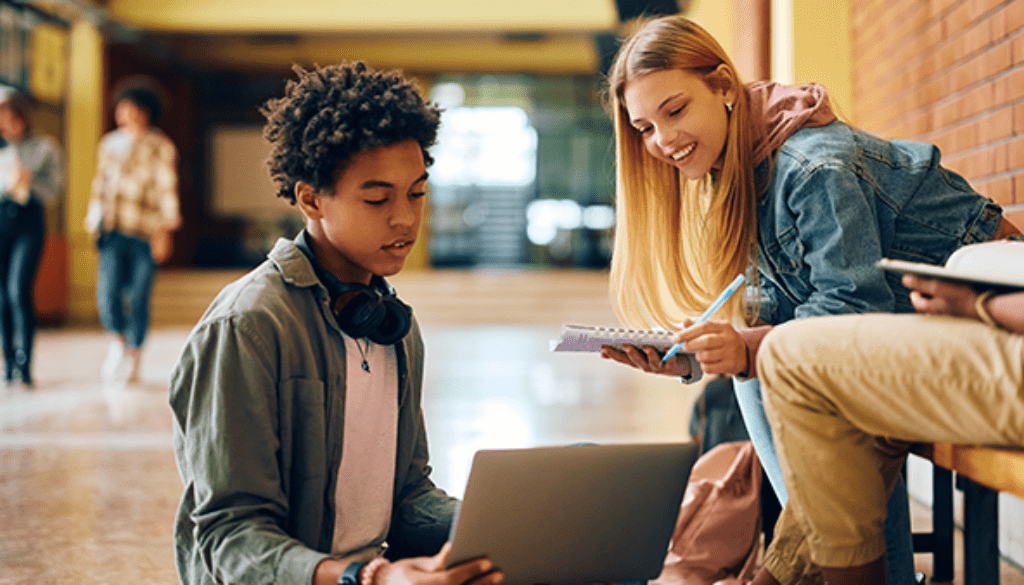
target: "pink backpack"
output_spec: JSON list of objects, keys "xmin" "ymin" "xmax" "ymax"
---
[{"xmin": 652, "ymin": 440, "xmax": 763, "ymax": 585}]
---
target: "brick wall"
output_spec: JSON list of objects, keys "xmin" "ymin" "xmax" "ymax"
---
[{"xmin": 851, "ymin": 0, "xmax": 1024, "ymax": 230}]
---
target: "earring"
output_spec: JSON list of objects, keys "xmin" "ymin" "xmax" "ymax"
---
[{"xmin": 725, "ymin": 102, "xmax": 734, "ymax": 113}]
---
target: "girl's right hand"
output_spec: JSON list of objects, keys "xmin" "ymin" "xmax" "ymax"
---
[{"xmin": 380, "ymin": 543, "xmax": 503, "ymax": 585}]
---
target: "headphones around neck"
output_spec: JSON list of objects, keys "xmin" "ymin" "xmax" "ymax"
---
[
  {"xmin": 327, "ymin": 278, "xmax": 412, "ymax": 345},
  {"xmin": 295, "ymin": 234, "xmax": 412, "ymax": 345}
]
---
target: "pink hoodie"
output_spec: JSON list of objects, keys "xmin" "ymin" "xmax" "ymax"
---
[{"xmin": 746, "ymin": 81, "xmax": 837, "ymax": 165}]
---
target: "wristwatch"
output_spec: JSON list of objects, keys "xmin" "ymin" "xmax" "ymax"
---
[{"xmin": 338, "ymin": 561, "xmax": 365, "ymax": 585}]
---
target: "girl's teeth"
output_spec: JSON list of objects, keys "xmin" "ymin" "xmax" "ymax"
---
[{"xmin": 673, "ymin": 144, "xmax": 695, "ymax": 160}]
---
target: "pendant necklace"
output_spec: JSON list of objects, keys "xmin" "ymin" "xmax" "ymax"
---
[{"xmin": 355, "ymin": 337, "xmax": 371, "ymax": 373}]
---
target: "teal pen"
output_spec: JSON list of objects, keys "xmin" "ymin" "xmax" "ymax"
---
[{"xmin": 660, "ymin": 273, "xmax": 747, "ymax": 365}]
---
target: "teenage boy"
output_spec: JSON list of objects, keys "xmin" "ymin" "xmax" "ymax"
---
[{"xmin": 170, "ymin": 62, "xmax": 502, "ymax": 585}]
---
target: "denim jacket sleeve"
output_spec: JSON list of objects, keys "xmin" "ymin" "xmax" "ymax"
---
[
  {"xmin": 762, "ymin": 151, "xmax": 897, "ymax": 319},
  {"xmin": 170, "ymin": 310, "xmax": 330, "ymax": 585}
]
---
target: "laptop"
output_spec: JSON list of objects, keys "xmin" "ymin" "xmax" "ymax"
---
[{"xmin": 446, "ymin": 442, "xmax": 700, "ymax": 585}]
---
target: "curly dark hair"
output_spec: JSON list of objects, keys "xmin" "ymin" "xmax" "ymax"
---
[
  {"xmin": 261, "ymin": 62, "xmax": 442, "ymax": 204},
  {"xmin": 115, "ymin": 85, "xmax": 164, "ymax": 126}
]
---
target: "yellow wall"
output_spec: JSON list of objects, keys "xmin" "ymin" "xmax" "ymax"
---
[
  {"xmin": 687, "ymin": 0, "xmax": 735, "ymax": 63},
  {"xmin": 774, "ymin": 0, "xmax": 852, "ymax": 120},
  {"xmin": 66, "ymin": 22, "xmax": 103, "ymax": 324},
  {"xmin": 105, "ymin": 0, "xmax": 618, "ymax": 33}
]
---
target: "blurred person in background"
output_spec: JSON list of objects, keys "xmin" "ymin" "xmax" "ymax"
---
[
  {"xmin": 85, "ymin": 81, "xmax": 180, "ymax": 388},
  {"xmin": 0, "ymin": 87, "xmax": 65, "ymax": 389}
]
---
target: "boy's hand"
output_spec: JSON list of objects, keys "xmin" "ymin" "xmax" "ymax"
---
[
  {"xmin": 903, "ymin": 274, "xmax": 980, "ymax": 319},
  {"xmin": 381, "ymin": 543, "xmax": 503, "ymax": 585}
]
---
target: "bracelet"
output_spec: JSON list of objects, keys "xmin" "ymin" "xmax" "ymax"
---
[
  {"xmin": 974, "ymin": 289, "xmax": 1001, "ymax": 329},
  {"xmin": 339, "ymin": 561, "xmax": 365, "ymax": 585},
  {"xmin": 361, "ymin": 557, "xmax": 390, "ymax": 585}
]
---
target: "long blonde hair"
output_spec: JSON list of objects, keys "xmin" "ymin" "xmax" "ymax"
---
[{"xmin": 607, "ymin": 16, "xmax": 758, "ymax": 329}]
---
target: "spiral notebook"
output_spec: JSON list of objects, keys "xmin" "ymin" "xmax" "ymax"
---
[{"xmin": 549, "ymin": 323, "xmax": 676, "ymax": 353}]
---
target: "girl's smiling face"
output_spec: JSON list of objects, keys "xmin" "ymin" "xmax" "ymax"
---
[{"xmin": 622, "ymin": 67, "xmax": 734, "ymax": 180}]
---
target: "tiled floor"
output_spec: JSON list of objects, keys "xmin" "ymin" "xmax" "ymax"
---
[{"xmin": 1, "ymin": 268, "xmax": 1022, "ymax": 584}]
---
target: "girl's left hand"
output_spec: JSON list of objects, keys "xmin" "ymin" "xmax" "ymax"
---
[{"xmin": 672, "ymin": 318, "xmax": 749, "ymax": 376}]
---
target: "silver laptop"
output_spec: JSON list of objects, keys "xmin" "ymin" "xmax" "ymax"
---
[{"xmin": 446, "ymin": 442, "xmax": 700, "ymax": 585}]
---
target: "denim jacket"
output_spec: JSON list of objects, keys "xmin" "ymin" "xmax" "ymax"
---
[
  {"xmin": 170, "ymin": 235, "xmax": 456, "ymax": 585},
  {"xmin": 754, "ymin": 120, "xmax": 1002, "ymax": 324}
]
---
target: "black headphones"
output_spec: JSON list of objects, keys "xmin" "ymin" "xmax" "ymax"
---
[
  {"xmin": 296, "ymin": 235, "xmax": 412, "ymax": 345},
  {"xmin": 327, "ymin": 278, "xmax": 412, "ymax": 345}
]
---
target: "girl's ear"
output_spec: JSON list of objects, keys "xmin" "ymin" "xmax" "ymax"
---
[
  {"xmin": 706, "ymin": 64, "xmax": 738, "ymax": 109},
  {"xmin": 295, "ymin": 181, "xmax": 323, "ymax": 220}
]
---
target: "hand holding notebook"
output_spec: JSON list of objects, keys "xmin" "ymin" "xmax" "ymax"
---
[{"xmin": 877, "ymin": 240, "xmax": 1024, "ymax": 292}]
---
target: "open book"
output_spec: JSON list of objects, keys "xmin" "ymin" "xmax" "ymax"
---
[
  {"xmin": 876, "ymin": 240, "xmax": 1024, "ymax": 291},
  {"xmin": 549, "ymin": 324, "xmax": 676, "ymax": 353}
]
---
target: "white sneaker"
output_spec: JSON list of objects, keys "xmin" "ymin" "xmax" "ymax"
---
[{"xmin": 101, "ymin": 341, "xmax": 131, "ymax": 387}]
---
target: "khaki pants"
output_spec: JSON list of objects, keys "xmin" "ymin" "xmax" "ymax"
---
[{"xmin": 757, "ymin": 313, "xmax": 1024, "ymax": 575}]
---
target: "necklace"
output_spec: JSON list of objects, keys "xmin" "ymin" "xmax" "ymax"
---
[{"xmin": 354, "ymin": 337, "xmax": 371, "ymax": 373}]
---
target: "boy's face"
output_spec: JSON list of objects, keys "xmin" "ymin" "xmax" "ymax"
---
[
  {"xmin": 299, "ymin": 138, "xmax": 428, "ymax": 285},
  {"xmin": 115, "ymin": 100, "xmax": 150, "ymax": 133}
]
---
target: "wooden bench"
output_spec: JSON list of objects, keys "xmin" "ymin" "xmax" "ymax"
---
[{"xmin": 911, "ymin": 443, "xmax": 1024, "ymax": 584}]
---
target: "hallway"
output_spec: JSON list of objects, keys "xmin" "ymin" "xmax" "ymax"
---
[{"xmin": 0, "ymin": 268, "xmax": 1021, "ymax": 584}]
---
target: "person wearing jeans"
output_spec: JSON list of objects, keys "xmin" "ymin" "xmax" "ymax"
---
[
  {"xmin": 597, "ymin": 15, "xmax": 1020, "ymax": 584},
  {"xmin": 85, "ymin": 81, "xmax": 179, "ymax": 386},
  {"xmin": 96, "ymin": 231, "xmax": 156, "ymax": 364},
  {"xmin": 0, "ymin": 87, "xmax": 64, "ymax": 389}
]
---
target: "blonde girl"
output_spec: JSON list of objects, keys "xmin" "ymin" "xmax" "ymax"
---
[{"xmin": 600, "ymin": 15, "xmax": 1018, "ymax": 585}]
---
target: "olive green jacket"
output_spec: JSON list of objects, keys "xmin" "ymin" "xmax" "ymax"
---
[{"xmin": 170, "ymin": 234, "xmax": 456, "ymax": 585}]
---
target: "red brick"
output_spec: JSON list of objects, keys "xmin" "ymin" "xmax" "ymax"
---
[
  {"xmin": 986, "ymin": 176, "xmax": 1014, "ymax": 206},
  {"xmin": 991, "ymin": 5, "xmax": 1008, "ymax": 39},
  {"xmin": 936, "ymin": 99, "xmax": 963, "ymax": 128},
  {"xmin": 957, "ymin": 122, "xmax": 978, "ymax": 150},
  {"xmin": 934, "ymin": 129, "xmax": 956, "ymax": 154},
  {"xmin": 931, "ymin": 0, "xmax": 958, "ymax": 18},
  {"xmin": 1015, "ymin": 174, "xmax": 1024, "ymax": 205},
  {"xmin": 980, "ymin": 106, "xmax": 1014, "ymax": 143},
  {"xmin": 946, "ymin": 2, "xmax": 973, "ymax": 35},
  {"xmin": 995, "ymin": 143, "xmax": 1009, "ymax": 173},
  {"xmin": 972, "ymin": 0, "xmax": 1004, "ymax": 21},
  {"xmin": 1009, "ymin": 0, "xmax": 1024, "ymax": 33},
  {"xmin": 1010, "ymin": 136, "xmax": 1024, "ymax": 170},
  {"xmin": 924, "ymin": 78, "xmax": 945, "ymax": 108},
  {"xmin": 952, "ymin": 61, "xmax": 976, "ymax": 93},
  {"xmin": 993, "ymin": 74, "xmax": 1009, "ymax": 105},
  {"xmin": 970, "ymin": 149, "xmax": 997, "ymax": 178},
  {"xmin": 1008, "ymin": 67, "xmax": 1024, "ymax": 103},
  {"xmin": 984, "ymin": 39, "xmax": 1013, "ymax": 76},
  {"xmin": 937, "ymin": 39, "xmax": 959, "ymax": 69},
  {"xmin": 965, "ymin": 21, "xmax": 991, "ymax": 55},
  {"xmin": 922, "ymin": 20, "xmax": 945, "ymax": 54},
  {"xmin": 1016, "ymin": 102, "xmax": 1024, "ymax": 134},
  {"xmin": 964, "ymin": 84, "xmax": 994, "ymax": 118}
]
